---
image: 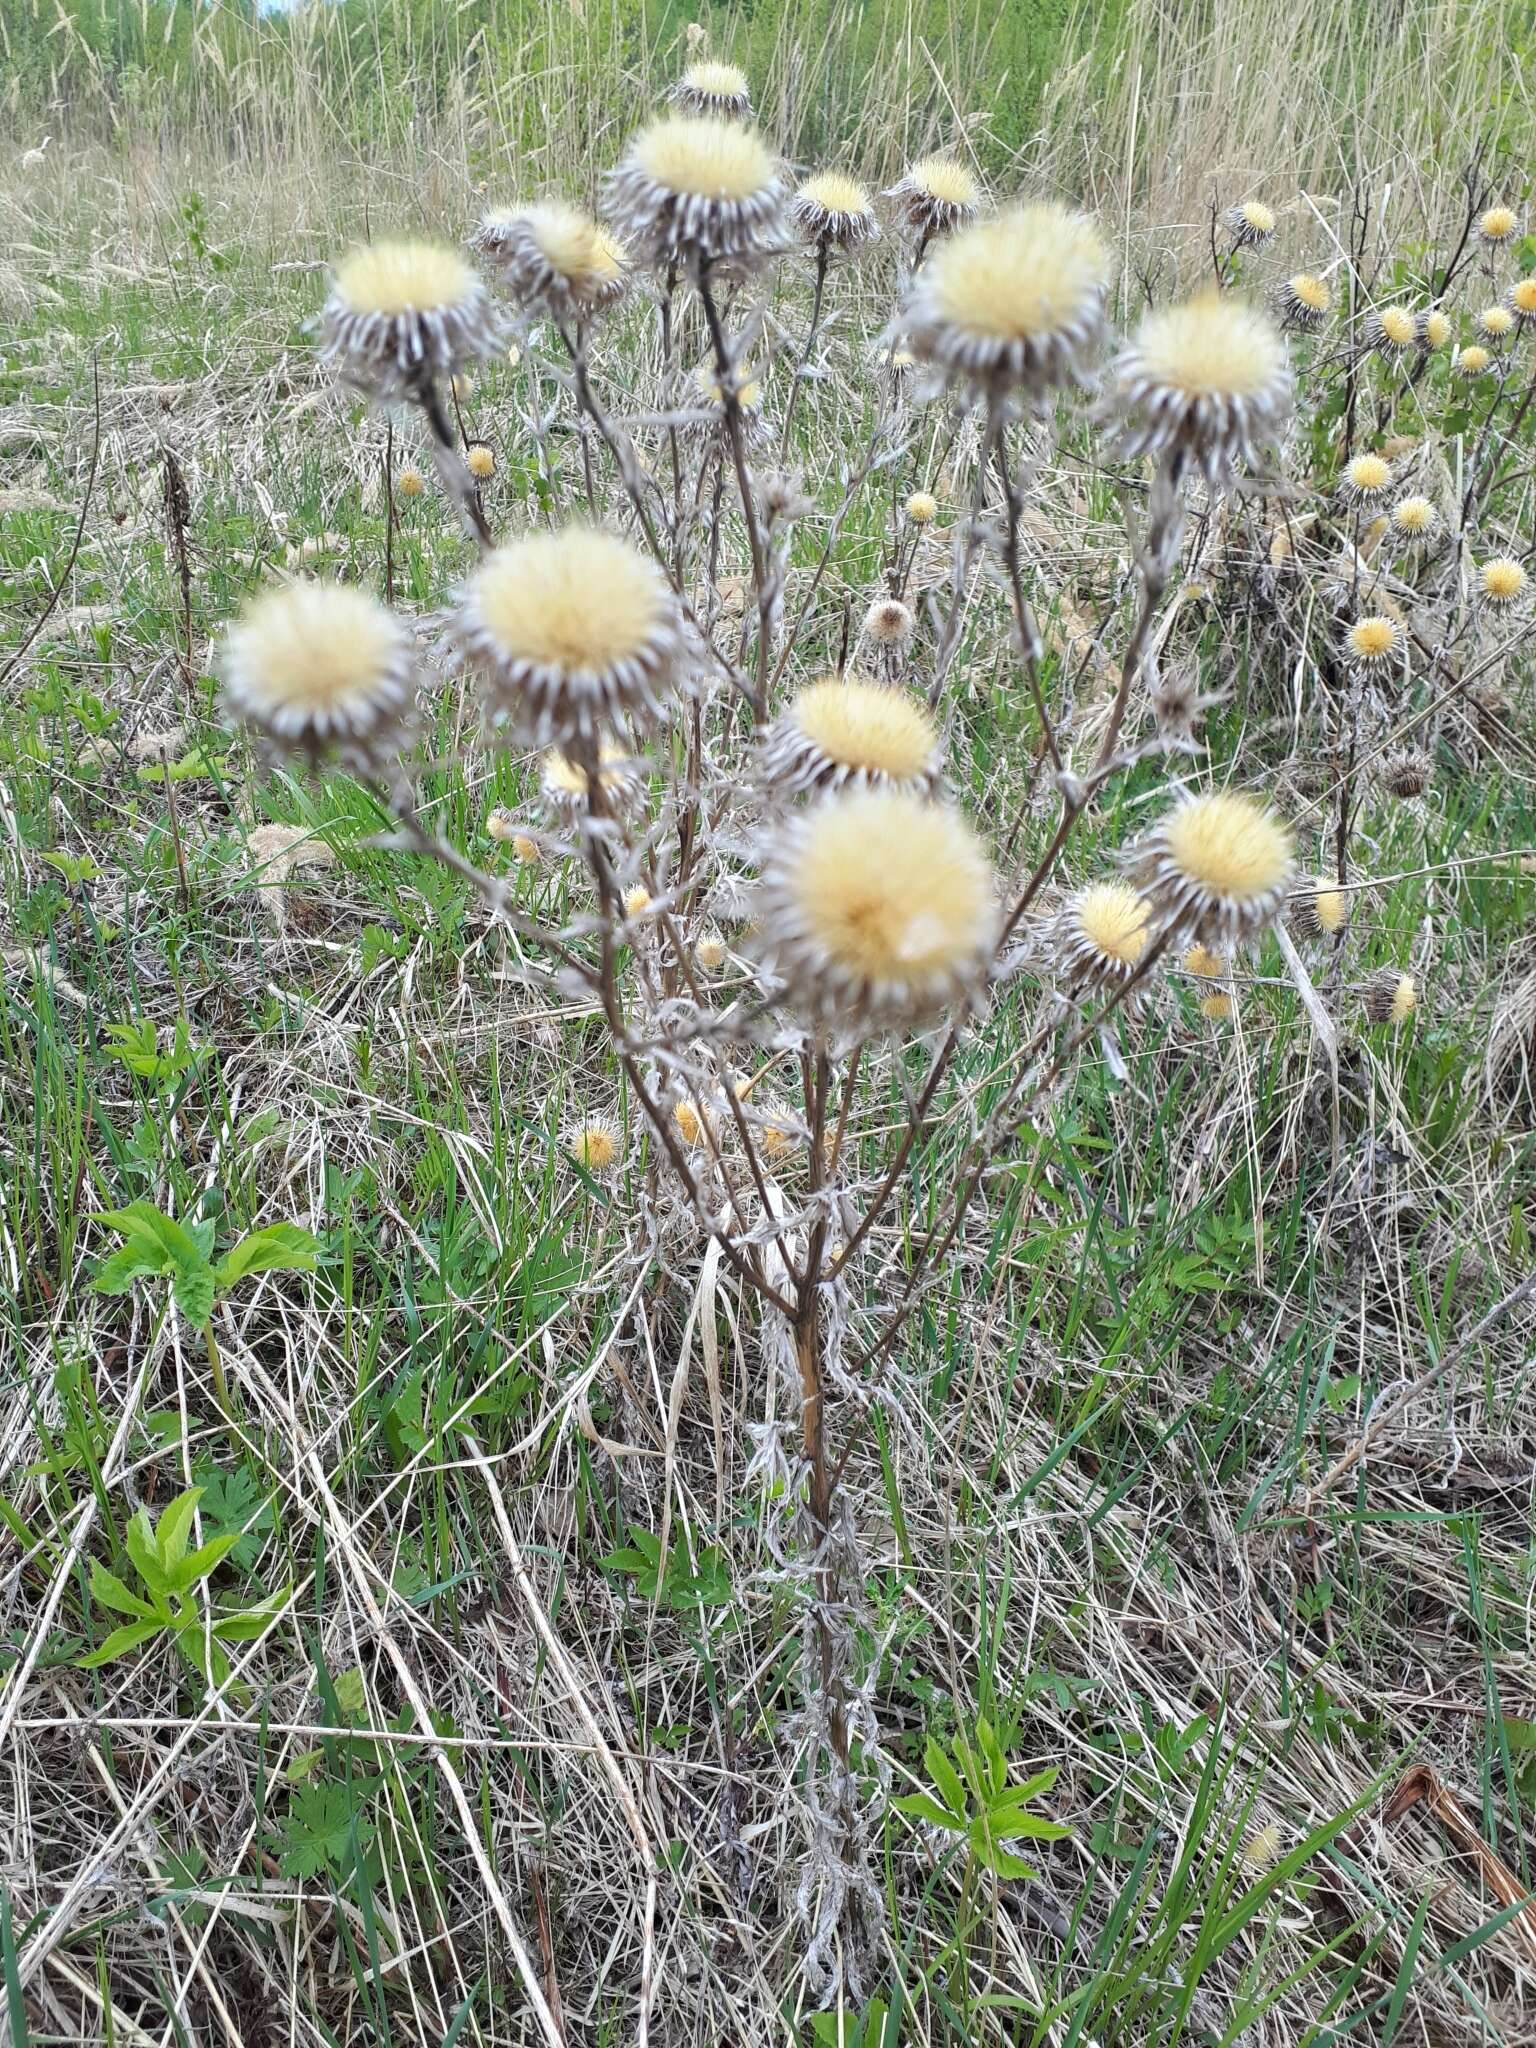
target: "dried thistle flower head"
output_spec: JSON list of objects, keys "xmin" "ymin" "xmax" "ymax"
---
[
  {"xmin": 1480, "ymin": 204, "xmax": 1520, "ymax": 246},
  {"xmin": 1054, "ymin": 880, "xmax": 1153, "ymax": 998},
  {"xmin": 1275, "ymin": 271, "xmax": 1331, "ymax": 332},
  {"xmin": 606, "ymin": 116, "xmax": 784, "ymax": 271},
  {"xmin": 1457, "ymin": 344, "xmax": 1493, "ymax": 378},
  {"xmin": 1289, "ymin": 874, "xmax": 1349, "ymax": 940},
  {"xmin": 1241, "ymin": 1821, "xmax": 1284, "ymax": 1873},
  {"xmin": 669, "ymin": 58, "xmax": 751, "ymax": 117},
  {"xmin": 1183, "ymin": 943, "xmax": 1227, "ymax": 978},
  {"xmin": 1363, "ymin": 967, "xmax": 1417, "ymax": 1025},
  {"xmin": 1148, "ymin": 659, "xmax": 1221, "ymax": 749},
  {"xmin": 1129, "ymin": 789, "xmax": 1295, "ymax": 948},
  {"xmin": 1224, "ymin": 198, "xmax": 1276, "ymax": 248},
  {"xmin": 540, "ymin": 742, "xmax": 641, "ymax": 810},
  {"xmin": 1369, "ymin": 304, "xmax": 1419, "ymax": 353},
  {"xmin": 887, "ymin": 156, "xmax": 981, "ymax": 238},
  {"xmin": 1422, "ymin": 308, "xmax": 1451, "ymax": 348},
  {"xmin": 865, "ymin": 597, "xmax": 914, "ymax": 648},
  {"xmin": 790, "ymin": 171, "xmax": 879, "ymax": 252},
  {"xmin": 396, "ymin": 466, "xmax": 426, "ymax": 497},
  {"xmin": 1390, "ymin": 494, "xmax": 1438, "ymax": 539},
  {"xmin": 695, "ymin": 929, "xmax": 727, "ymax": 971},
  {"xmin": 1508, "ymin": 277, "xmax": 1536, "ymax": 327},
  {"xmin": 1478, "ymin": 556, "xmax": 1527, "ymax": 612},
  {"xmin": 453, "ymin": 526, "xmax": 686, "ymax": 743},
  {"xmin": 1112, "ymin": 290, "xmax": 1292, "ymax": 485},
  {"xmin": 693, "ymin": 362, "xmax": 766, "ymax": 438},
  {"xmin": 672, "ymin": 1099, "xmax": 714, "ymax": 1146},
  {"xmin": 1199, "ymin": 988, "xmax": 1234, "ymax": 1020},
  {"xmin": 472, "ymin": 202, "xmax": 628, "ymax": 319},
  {"xmin": 758, "ymin": 674, "xmax": 944, "ymax": 799},
  {"xmin": 321, "ymin": 241, "xmax": 503, "ymax": 396},
  {"xmin": 902, "ymin": 202, "xmax": 1111, "ymax": 400},
  {"xmin": 1377, "ymin": 745, "xmax": 1433, "ymax": 799},
  {"xmin": 486, "ymin": 808, "xmax": 518, "ymax": 842},
  {"xmin": 567, "ymin": 1117, "xmax": 622, "ymax": 1173},
  {"xmin": 466, "ymin": 442, "xmax": 495, "ymax": 479},
  {"xmin": 1477, "ymin": 303, "xmax": 1516, "ymax": 345},
  {"xmin": 623, "ymin": 883, "xmax": 653, "ymax": 919},
  {"xmin": 1338, "ymin": 452, "xmax": 1393, "ymax": 508},
  {"xmin": 757, "ymin": 789, "xmax": 996, "ymax": 1025},
  {"xmin": 219, "ymin": 581, "xmax": 419, "ymax": 772},
  {"xmin": 512, "ymin": 832, "xmax": 541, "ymax": 864},
  {"xmin": 905, "ymin": 490, "xmax": 939, "ymax": 524},
  {"xmin": 1344, "ymin": 614, "xmax": 1403, "ymax": 682}
]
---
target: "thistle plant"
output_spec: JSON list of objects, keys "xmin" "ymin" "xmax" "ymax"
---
[{"xmin": 207, "ymin": 82, "xmax": 1529, "ymax": 2000}]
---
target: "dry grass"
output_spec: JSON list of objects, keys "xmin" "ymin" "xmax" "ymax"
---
[{"xmin": 4, "ymin": 4, "xmax": 1536, "ymax": 2044}]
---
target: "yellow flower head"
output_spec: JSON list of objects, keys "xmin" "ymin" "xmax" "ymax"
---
[
  {"xmin": 1133, "ymin": 789, "xmax": 1295, "ymax": 947},
  {"xmin": 695, "ymin": 930, "xmax": 727, "ymax": 971},
  {"xmin": 1199, "ymin": 989, "xmax": 1234, "ymax": 1021},
  {"xmin": 675, "ymin": 58, "xmax": 750, "ymax": 111},
  {"xmin": 219, "ymin": 581, "xmax": 417, "ymax": 766},
  {"xmin": 760, "ymin": 675, "xmax": 942, "ymax": 798},
  {"xmin": 1115, "ymin": 291, "xmax": 1291, "ymax": 481},
  {"xmin": 333, "ymin": 240, "xmax": 478, "ymax": 317},
  {"xmin": 610, "ymin": 116, "xmax": 783, "ymax": 268},
  {"xmin": 1290, "ymin": 875, "xmax": 1349, "ymax": 940},
  {"xmin": 1056, "ymin": 880, "xmax": 1153, "ymax": 997},
  {"xmin": 906, "ymin": 202, "xmax": 1111, "ymax": 394},
  {"xmin": 323, "ymin": 241, "xmax": 501, "ymax": 393},
  {"xmin": 1479, "ymin": 556, "xmax": 1527, "ymax": 608},
  {"xmin": 1423, "ymin": 309, "xmax": 1451, "ymax": 348},
  {"xmin": 1478, "ymin": 304, "xmax": 1515, "ymax": 341},
  {"xmin": 1276, "ymin": 271, "xmax": 1331, "ymax": 330},
  {"xmin": 454, "ymin": 526, "xmax": 684, "ymax": 742},
  {"xmin": 1480, "ymin": 204, "xmax": 1519, "ymax": 244},
  {"xmin": 1346, "ymin": 614, "xmax": 1402, "ymax": 674},
  {"xmin": 1390, "ymin": 494, "xmax": 1437, "ymax": 537},
  {"xmin": 568, "ymin": 1118, "xmax": 621, "ymax": 1172},
  {"xmin": 1373, "ymin": 304, "xmax": 1419, "ymax": 351},
  {"xmin": 1340, "ymin": 452, "xmax": 1392, "ymax": 503},
  {"xmin": 512, "ymin": 833, "xmax": 541, "ymax": 864},
  {"xmin": 1288, "ymin": 272, "xmax": 1328, "ymax": 312},
  {"xmin": 396, "ymin": 466, "xmax": 425, "ymax": 497},
  {"xmin": 1510, "ymin": 278, "xmax": 1536, "ymax": 319},
  {"xmin": 1458, "ymin": 344, "xmax": 1492, "ymax": 376},
  {"xmin": 466, "ymin": 443, "xmax": 495, "ymax": 479},
  {"xmin": 623, "ymin": 884, "xmax": 652, "ymax": 919},
  {"xmin": 629, "ymin": 113, "xmax": 772, "ymax": 199},
  {"xmin": 1225, "ymin": 198, "xmax": 1276, "ymax": 248},
  {"xmin": 759, "ymin": 790, "xmax": 996, "ymax": 1023},
  {"xmin": 540, "ymin": 741, "xmax": 639, "ymax": 808},
  {"xmin": 1364, "ymin": 968, "xmax": 1417, "ymax": 1025},
  {"xmin": 791, "ymin": 170, "xmax": 879, "ymax": 251},
  {"xmin": 905, "ymin": 490, "xmax": 938, "ymax": 524},
  {"xmin": 890, "ymin": 156, "xmax": 981, "ymax": 235},
  {"xmin": 1183, "ymin": 943, "xmax": 1227, "ymax": 978}
]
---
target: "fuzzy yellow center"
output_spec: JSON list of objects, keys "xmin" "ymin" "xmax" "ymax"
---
[
  {"xmin": 466, "ymin": 444, "xmax": 494, "ymax": 478},
  {"xmin": 1350, "ymin": 616, "xmax": 1399, "ymax": 658},
  {"xmin": 1162, "ymin": 791, "xmax": 1293, "ymax": 900},
  {"xmin": 787, "ymin": 792, "xmax": 992, "ymax": 984},
  {"xmin": 1240, "ymin": 200, "xmax": 1275, "ymax": 233},
  {"xmin": 1424, "ymin": 310, "xmax": 1450, "ymax": 346},
  {"xmin": 1288, "ymin": 273, "xmax": 1329, "ymax": 311},
  {"xmin": 1390, "ymin": 973, "xmax": 1417, "ymax": 1021},
  {"xmin": 1460, "ymin": 345, "xmax": 1492, "ymax": 373},
  {"xmin": 1183, "ymin": 944, "xmax": 1227, "ymax": 978},
  {"xmin": 923, "ymin": 204, "xmax": 1109, "ymax": 340},
  {"xmin": 798, "ymin": 171, "xmax": 871, "ymax": 217},
  {"xmin": 699, "ymin": 368, "xmax": 762, "ymax": 408},
  {"xmin": 1513, "ymin": 279, "xmax": 1536, "ymax": 313},
  {"xmin": 908, "ymin": 157, "xmax": 979, "ymax": 207},
  {"xmin": 1481, "ymin": 558, "xmax": 1526, "ymax": 601},
  {"xmin": 527, "ymin": 203, "xmax": 623, "ymax": 284},
  {"xmin": 790, "ymin": 677, "xmax": 937, "ymax": 778},
  {"xmin": 673, "ymin": 1101, "xmax": 707, "ymax": 1144},
  {"xmin": 1378, "ymin": 305, "xmax": 1417, "ymax": 345},
  {"xmin": 474, "ymin": 529, "xmax": 664, "ymax": 669},
  {"xmin": 1392, "ymin": 495, "xmax": 1434, "ymax": 533},
  {"xmin": 333, "ymin": 240, "xmax": 478, "ymax": 316},
  {"xmin": 545, "ymin": 745, "xmax": 627, "ymax": 796},
  {"xmin": 232, "ymin": 584, "xmax": 400, "ymax": 712},
  {"xmin": 1074, "ymin": 881, "xmax": 1150, "ymax": 965},
  {"xmin": 630, "ymin": 116, "xmax": 775, "ymax": 200},
  {"xmin": 1479, "ymin": 305, "xmax": 1515, "ymax": 337},
  {"xmin": 1200, "ymin": 990, "xmax": 1234, "ymax": 1020},
  {"xmin": 906, "ymin": 491, "xmax": 938, "ymax": 522},
  {"xmin": 572, "ymin": 1123, "xmax": 619, "ymax": 1170},
  {"xmin": 1313, "ymin": 883, "xmax": 1347, "ymax": 935},
  {"xmin": 1131, "ymin": 290, "xmax": 1286, "ymax": 398},
  {"xmin": 682, "ymin": 59, "xmax": 748, "ymax": 98},
  {"xmin": 1482, "ymin": 206, "xmax": 1518, "ymax": 240},
  {"xmin": 1346, "ymin": 454, "xmax": 1390, "ymax": 490}
]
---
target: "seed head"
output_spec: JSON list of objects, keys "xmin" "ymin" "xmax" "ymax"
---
[
  {"xmin": 1289, "ymin": 875, "xmax": 1349, "ymax": 940},
  {"xmin": 756, "ymin": 789, "xmax": 997, "ymax": 1026},
  {"xmin": 1377, "ymin": 745, "xmax": 1433, "ymax": 799},
  {"xmin": 901, "ymin": 202, "xmax": 1111, "ymax": 400},
  {"xmin": 1344, "ymin": 614, "xmax": 1403, "ymax": 683},
  {"xmin": 1477, "ymin": 304, "xmax": 1516, "ymax": 344},
  {"xmin": 1508, "ymin": 278, "xmax": 1536, "ymax": 326},
  {"xmin": 567, "ymin": 1118, "xmax": 622, "ymax": 1172},
  {"xmin": 790, "ymin": 171, "xmax": 879, "ymax": 253},
  {"xmin": 1363, "ymin": 967, "xmax": 1417, "ymax": 1025},
  {"xmin": 321, "ymin": 241, "xmax": 503, "ymax": 397},
  {"xmin": 1111, "ymin": 290, "xmax": 1292, "ymax": 486},
  {"xmin": 219, "ymin": 581, "xmax": 419, "ymax": 774},
  {"xmin": 669, "ymin": 58, "xmax": 751, "ymax": 118},
  {"xmin": 1274, "ymin": 271, "xmax": 1331, "ymax": 332},
  {"xmin": 466, "ymin": 443, "xmax": 495, "ymax": 479},
  {"xmin": 865, "ymin": 597, "xmax": 915, "ymax": 647},
  {"xmin": 1390, "ymin": 494, "xmax": 1438, "ymax": 539},
  {"xmin": 757, "ymin": 674, "xmax": 944, "ymax": 800},
  {"xmin": 1422, "ymin": 309, "xmax": 1451, "ymax": 349},
  {"xmin": 887, "ymin": 156, "xmax": 981, "ymax": 238},
  {"xmin": 606, "ymin": 116, "xmax": 784, "ymax": 272},
  {"xmin": 905, "ymin": 490, "xmax": 938, "ymax": 525},
  {"xmin": 397, "ymin": 466, "xmax": 426, "ymax": 497},
  {"xmin": 1478, "ymin": 556, "xmax": 1527, "ymax": 612},
  {"xmin": 1480, "ymin": 204, "xmax": 1520, "ymax": 246},
  {"xmin": 1458, "ymin": 344, "xmax": 1493, "ymax": 377},
  {"xmin": 1053, "ymin": 880, "xmax": 1153, "ymax": 999},
  {"xmin": 452, "ymin": 526, "xmax": 687, "ymax": 744},
  {"xmin": 1369, "ymin": 304, "xmax": 1419, "ymax": 354},
  {"xmin": 1338, "ymin": 452, "xmax": 1393, "ymax": 509},
  {"xmin": 1241, "ymin": 1821, "xmax": 1284, "ymax": 1873},
  {"xmin": 1224, "ymin": 198, "xmax": 1276, "ymax": 248},
  {"xmin": 695, "ymin": 929, "xmax": 727, "ymax": 971},
  {"xmin": 471, "ymin": 201, "xmax": 628, "ymax": 319},
  {"xmin": 1128, "ymin": 788, "xmax": 1295, "ymax": 949}
]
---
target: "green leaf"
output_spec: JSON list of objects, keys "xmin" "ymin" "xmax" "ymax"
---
[
  {"xmin": 92, "ymin": 1244, "xmax": 168, "ymax": 1294},
  {"xmin": 922, "ymin": 1737, "xmax": 968, "ymax": 1823},
  {"xmin": 125, "ymin": 1508, "xmax": 169, "ymax": 1597},
  {"xmin": 280, "ymin": 1784, "xmax": 360, "ymax": 1878},
  {"xmin": 892, "ymin": 1792, "xmax": 964, "ymax": 1833},
  {"xmin": 211, "ymin": 1587, "xmax": 289, "ymax": 1641},
  {"xmin": 88, "ymin": 1561, "xmax": 152, "ymax": 1619},
  {"xmin": 166, "ymin": 1532, "xmax": 243, "ymax": 1592},
  {"xmin": 155, "ymin": 1488, "xmax": 204, "ymax": 1571},
  {"xmin": 215, "ymin": 1222, "xmax": 319, "ymax": 1290},
  {"xmin": 78, "ymin": 1619, "xmax": 163, "ymax": 1666},
  {"xmin": 171, "ymin": 1257, "xmax": 216, "ymax": 1325},
  {"xmin": 93, "ymin": 1201, "xmax": 202, "ymax": 1269}
]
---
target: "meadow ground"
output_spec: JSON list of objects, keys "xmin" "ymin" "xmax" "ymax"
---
[{"xmin": 3, "ymin": 2, "xmax": 1536, "ymax": 2043}]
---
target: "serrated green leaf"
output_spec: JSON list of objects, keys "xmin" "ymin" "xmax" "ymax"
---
[
  {"xmin": 167, "ymin": 1532, "xmax": 242, "ymax": 1591},
  {"xmin": 155, "ymin": 1487, "xmax": 204, "ymax": 1571},
  {"xmin": 78, "ymin": 1619, "xmax": 163, "ymax": 1666},
  {"xmin": 892, "ymin": 1792, "xmax": 964, "ymax": 1832},
  {"xmin": 88, "ymin": 1561, "xmax": 152, "ymax": 1619},
  {"xmin": 215, "ymin": 1222, "xmax": 319, "ymax": 1290},
  {"xmin": 92, "ymin": 1244, "xmax": 167, "ymax": 1294},
  {"xmin": 172, "ymin": 1258, "xmax": 215, "ymax": 1325},
  {"xmin": 922, "ymin": 1737, "xmax": 968, "ymax": 1822},
  {"xmin": 125, "ymin": 1508, "xmax": 168, "ymax": 1596}
]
